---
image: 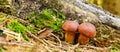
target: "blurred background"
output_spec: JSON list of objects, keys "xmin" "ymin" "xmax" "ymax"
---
[{"xmin": 87, "ymin": 0, "xmax": 120, "ymax": 17}]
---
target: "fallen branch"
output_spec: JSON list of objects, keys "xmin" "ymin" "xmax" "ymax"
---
[
  {"xmin": 26, "ymin": 30, "xmax": 43, "ymax": 43},
  {"xmin": 39, "ymin": 0, "xmax": 120, "ymax": 30},
  {"xmin": 61, "ymin": 0, "xmax": 120, "ymax": 30}
]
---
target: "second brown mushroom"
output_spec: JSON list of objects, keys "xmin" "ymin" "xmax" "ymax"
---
[{"xmin": 78, "ymin": 22, "xmax": 96, "ymax": 44}]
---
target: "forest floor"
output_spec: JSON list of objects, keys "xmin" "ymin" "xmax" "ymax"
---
[{"xmin": 0, "ymin": 0, "xmax": 120, "ymax": 52}]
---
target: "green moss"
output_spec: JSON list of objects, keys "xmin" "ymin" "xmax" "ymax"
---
[
  {"xmin": 75, "ymin": 49, "xmax": 81, "ymax": 52},
  {"xmin": 0, "ymin": 13, "xmax": 7, "ymax": 18},
  {"xmin": 111, "ymin": 48, "xmax": 118, "ymax": 52},
  {"xmin": 27, "ymin": 26, "xmax": 36, "ymax": 33},
  {"xmin": 27, "ymin": 9, "xmax": 65, "ymax": 32},
  {"xmin": 0, "ymin": 46, "xmax": 3, "ymax": 52},
  {"xmin": 6, "ymin": 19, "xmax": 30, "ymax": 42},
  {"xmin": 0, "ymin": 13, "xmax": 6, "ymax": 23},
  {"xmin": 111, "ymin": 42, "xmax": 120, "ymax": 52},
  {"xmin": 0, "ymin": 0, "xmax": 8, "ymax": 5},
  {"xmin": 0, "ymin": 30, "xmax": 3, "ymax": 35},
  {"xmin": 0, "ymin": 20, "xmax": 3, "ymax": 23},
  {"xmin": 0, "ymin": 46, "xmax": 6, "ymax": 52}
]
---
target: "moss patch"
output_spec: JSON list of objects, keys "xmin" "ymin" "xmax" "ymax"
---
[
  {"xmin": 6, "ymin": 19, "xmax": 30, "ymax": 42},
  {"xmin": 27, "ymin": 9, "xmax": 65, "ymax": 32}
]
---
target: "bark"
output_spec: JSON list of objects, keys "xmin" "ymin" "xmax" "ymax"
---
[
  {"xmin": 61, "ymin": 0, "xmax": 120, "ymax": 30},
  {"xmin": 11, "ymin": 0, "xmax": 120, "ymax": 30}
]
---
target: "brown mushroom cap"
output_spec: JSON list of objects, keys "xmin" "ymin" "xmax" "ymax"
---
[
  {"xmin": 78, "ymin": 22, "xmax": 96, "ymax": 38},
  {"xmin": 62, "ymin": 20, "xmax": 79, "ymax": 32}
]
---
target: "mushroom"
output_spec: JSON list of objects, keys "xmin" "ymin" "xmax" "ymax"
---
[
  {"xmin": 78, "ymin": 22, "xmax": 96, "ymax": 44},
  {"xmin": 62, "ymin": 20, "xmax": 79, "ymax": 43}
]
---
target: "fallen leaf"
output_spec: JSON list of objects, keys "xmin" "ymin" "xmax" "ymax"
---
[{"xmin": 38, "ymin": 28, "xmax": 53, "ymax": 38}]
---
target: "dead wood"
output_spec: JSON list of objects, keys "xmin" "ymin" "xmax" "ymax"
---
[
  {"xmin": 11, "ymin": 0, "xmax": 120, "ymax": 30},
  {"xmin": 60, "ymin": 0, "xmax": 120, "ymax": 30}
]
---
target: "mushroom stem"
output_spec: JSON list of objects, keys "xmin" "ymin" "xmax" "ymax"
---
[
  {"xmin": 78, "ymin": 34, "xmax": 89, "ymax": 44},
  {"xmin": 65, "ymin": 31, "xmax": 75, "ymax": 43}
]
